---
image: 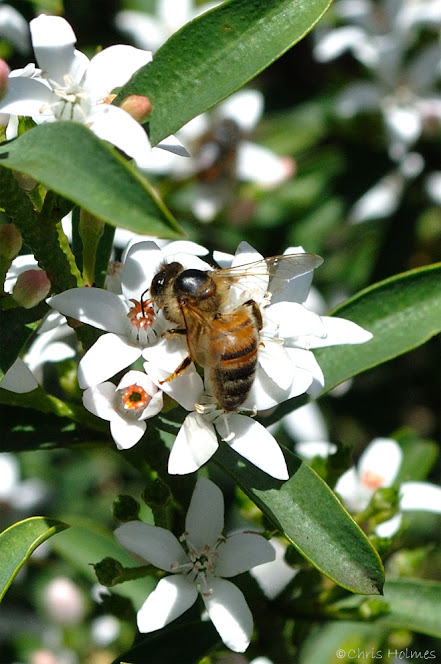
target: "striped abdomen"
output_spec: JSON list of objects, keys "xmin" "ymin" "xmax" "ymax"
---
[{"xmin": 208, "ymin": 305, "xmax": 261, "ymax": 412}]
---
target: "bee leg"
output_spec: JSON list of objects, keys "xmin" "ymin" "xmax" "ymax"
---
[
  {"xmin": 159, "ymin": 355, "xmax": 192, "ymax": 384},
  {"xmin": 244, "ymin": 299, "xmax": 263, "ymax": 330},
  {"xmin": 163, "ymin": 328, "xmax": 187, "ymax": 338}
]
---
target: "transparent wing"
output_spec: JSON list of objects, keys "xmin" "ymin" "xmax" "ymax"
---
[{"xmin": 212, "ymin": 253, "xmax": 323, "ymax": 295}]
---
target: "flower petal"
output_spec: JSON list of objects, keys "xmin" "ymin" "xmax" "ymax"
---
[
  {"xmin": 78, "ymin": 333, "xmax": 141, "ymax": 388},
  {"xmin": 334, "ymin": 467, "xmax": 369, "ymax": 513},
  {"xmin": 168, "ymin": 412, "xmax": 219, "ymax": 475},
  {"xmin": 0, "ymin": 358, "xmax": 38, "ymax": 393},
  {"xmin": 110, "ymin": 412, "xmax": 146, "ymax": 449},
  {"xmin": 219, "ymin": 414, "xmax": 289, "ymax": 480},
  {"xmin": 87, "ymin": 104, "xmax": 152, "ymax": 170},
  {"xmin": 375, "ymin": 513, "xmax": 402, "ymax": 538},
  {"xmin": 399, "ymin": 481, "xmax": 441, "ymax": 513},
  {"xmin": 185, "ymin": 477, "xmax": 224, "ymax": 549},
  {"xmin": 285, "ymin": 347, "xmax": 324, "ymax": 398},
  {"xmin": 0, "ymin": 76, "xmax": 55, "ymax": 116},
  {"xmin": 202, "ymin": 577, "xmax": 253, "ymax": 653},
  {"xmin": 137, "ymin": 575, "xmax": 198, "ymax": 633},
  {"xmin": 250, "ymin": 538, "xmax": 298, "ymax": 599},
  {"xmin": 82, "ymin": 382, "xmax": 116, "ymax": 421},
  {"xmin": 48, "ymin": 288, "xmax": 129, "ymax": 334},
  {"xmin": 114, "ymin": 521, "xmax": 186, "ymax": 571},
  {"xmin": 236, "ymin": 141, "xmax": 291, "ymax": 187},
  {"xmin": 216, "ymin": 532, "xmax": 275, "ymax": 577},
  {"xmin": 83, "ymin": 45, "xmax": 152, "ymax": 100},
  {"xmin": 358, "ymin": 438, "xmax": 402, "ymax": 489},
  {"xmin": 30, "ymin": 15, "xmax": 86, "ymax": 84},
  {"xmin": 322, "ymin": 317, "xmax": 373, "ymax": 345},
  {"xmin": 218, "ymin": 89, "xmax": 263, "ymax": 133},
  {"xmin": 121, "ymin": 240, "xmax": 163, "ymax": 300},
  {"xmin": 267, "ymin": 302, "xmax": 327, "ymax": 341},
  {"xmin": 282, "ymin": 402, "xmax": 329, "ymax": 443}
]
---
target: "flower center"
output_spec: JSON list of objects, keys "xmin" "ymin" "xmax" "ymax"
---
[
  {"xmin": 45, "ymin": 74, "xmax": 91, "ymax": 122},
  {"xmin": 361, "ymin": 470, "xmax": 385, "ymax": 491},
  {"xmin": 173, "ymin": 532, "xmax": 225, "ymax": 596},
  {"xmin": 126, "ymin": 298, "xmax": 157, "ymax": 346},
  {"xmin": 118, "ymin": 384, "xmax": 151, "ymax": 414}
]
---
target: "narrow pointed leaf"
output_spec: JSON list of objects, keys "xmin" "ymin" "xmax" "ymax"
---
[
  {"xmin": 0, "ymin": 123, "xmax": 182, "ymax": 237},
  {"xmin": 214, "ymin": 444, "xmax": 384, "ymax": 595},
  {"xmin": 116, "ymin": 0, "xmax": 333, "ymax": 145},
  {"xmin": 0, "ymin": 516, "xmax": 69, "ymax": 602},
  {"xmin": 315, "ymin": 263, "xmax": 441, "ymax": 394}
]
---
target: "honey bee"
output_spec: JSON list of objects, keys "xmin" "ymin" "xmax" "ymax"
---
[{"xmin": 149, "ymin": 253, "xmax": 323, "ymax": 412}]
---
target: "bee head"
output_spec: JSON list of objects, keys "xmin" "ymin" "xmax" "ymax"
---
[{"xmin": 150, "ymin": 262, "xmax": 183, "ymax": 302}]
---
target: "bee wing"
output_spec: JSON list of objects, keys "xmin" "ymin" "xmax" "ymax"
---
[{"xmin": 212, "ymin": 253, "xmax": 323, "ymax": 301}]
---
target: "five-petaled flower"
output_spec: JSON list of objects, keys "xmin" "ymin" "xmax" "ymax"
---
[
  {"xmin": 0, "ymin": 14, "xmax": 187, "ymax": 168},
  {"xmin": 115, "ymin": 477, "xmax": 275, "ymax": 652},
  {"xmin": 82, "ymin": 370, "xmax": 163, "ymax": 450}
]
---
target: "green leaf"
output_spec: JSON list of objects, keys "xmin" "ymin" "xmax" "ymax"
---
[
  {"xmin": 116, "ymin": 0, "xmax": 333, "ymax": 145},
  {"xmin": 334, "ymin": 579, "xmax": 441, "ymax": 638},
  {"xmin": 379, "ymin": 579, "xmax": 441, "ymax": 636},
  {"xmin": 0, "ymin": 302, "xmax": 48, "ymax": 376},
  {"xmin": 112, "ymin": 620, "xmax": 219, "ymax": 664},
  {"xmin": 214, "ymin": 444, "xmax": 384, "ymax": 595},
  {"xmin": 0, "ymin": 123, "xmax": 182, "ymax": 238},
  {"xmin": 50, "ymin": 516, "xmax": 155, "ymax": 610},
  {"xmin": 315, "ymin": 263, "xmax": 441, "ymax": 394},
  {"xmin": 0, "ymin": 516, "xmax": 69, "ymax": 603}
]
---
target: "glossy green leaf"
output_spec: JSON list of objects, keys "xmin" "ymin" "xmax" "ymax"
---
[
  {"xmin": 0, "ymin": 123, "xmax": 182, "ymax": 238},
  {"xmin": 116, "ymin": 0, "xmax": 333, "ymax": 145},
  {"xmin": 113, "ymin": 620, "xmax": 219, "ymax": 664},
  {"xmin": 50, "ymin": 516, "xmax": 155, "ymax": 610},
  {"xmin": 0, "ymin": 516, "xmax": 69, "ymax": 602},
  {"xmin": 214, "ymin": 444, "xmax": 384, "ymax": 595},
  {"xmin": 315, "ymin": 263, "xmax": 441, "ymax": 394}
]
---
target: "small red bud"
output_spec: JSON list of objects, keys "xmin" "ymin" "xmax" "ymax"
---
[
  {"xmin": 120, "ymin": 95, "xmax": 152, "ymax": 124},
  {"xmin": 12, "ymin": 269, "xmax": 51, "ymax": 308}
]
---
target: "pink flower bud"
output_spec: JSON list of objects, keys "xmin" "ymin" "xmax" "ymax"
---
[
  {"xmin": 12, "ymin": 269, "xmax": 51, "ymax": 308},
  {"xmin": 0, "ymin": 58, "xmax": 10, "ymax": 99},
  {"xmin": 0, "ymin": 223, "xmax": 22, "ymax": 260},
  {"xmin": 120, "ymin": 94, "xmax": 152, "ymax": 124}
]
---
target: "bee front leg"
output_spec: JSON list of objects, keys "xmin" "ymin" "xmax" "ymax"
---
[{"xmin": 159, "ymin": 355, "xmax": 192, "ymax": 384}]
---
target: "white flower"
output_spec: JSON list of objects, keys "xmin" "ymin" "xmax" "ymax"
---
[
  {"xmin": 48, "ymin": 240, "xmax": 209, "ymax": 389},
  {"xmin": 145, "ymin": 89, "xmax": 293, "ymax": 221},
  {"xmin": 83, "ymin": 370, "xmax": 163, "ymax": 450},
  {"xmin": 115, "ymin": 477, "xmax": 275, "ymax": 652},
  {"xmin": 0, "ymin": 15, "xmax": 186, "ymax": 169},
  {"xmin": 335, "ymin": 437, "xmax": 441, "ymax": 536},
  {"xmin": 116, "ymin": 0, "xmax": 222, "ymax": 53}
]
